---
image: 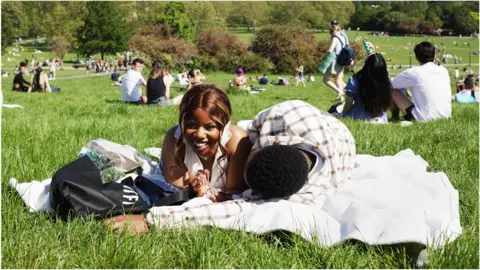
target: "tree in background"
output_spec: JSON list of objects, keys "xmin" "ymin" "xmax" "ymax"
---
[
  {"xmin": 1, "ymin": 2, "xmax": 28, "ymax": 51},
  {"xmin": 226, "ymin": 2, "xmax": 270, "ymax": 31},
  {"xmin": 21, "ymin": 2, "xmax": 50, "ymax": 38},
  {"xmin": 49, "ymin": 36, "xmax": 72, "ymax": 67},
  {"xmin": 116, "ymin": 2, "xmax": 167, "ymax": 34},
  {"xmin": 380, "ymin": 11, "xmax": 410, "ymax": 33},
  {"xmin": 157, "ymin": 2, "xmax": 195, "ymax": 41},
  {"xmin": 187, "ymin": 2, "xmax": 226, "ymax": 33},
  {"xmin": 43, "ymin": 2, "xmax": 86, "ymax": 43},
  {"xmin": 77, "ymin": 1, "xmax": 130, "ymax": 60}
]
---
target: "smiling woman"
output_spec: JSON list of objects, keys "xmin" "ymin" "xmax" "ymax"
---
[{"xmin": 161, "ymin": 84, "xmax": 252, "ymax": 201}]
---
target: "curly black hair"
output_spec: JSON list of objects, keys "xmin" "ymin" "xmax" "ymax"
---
[{"xmin": 245, "ymin": 144, "xmax": 309, "ymax": 200}]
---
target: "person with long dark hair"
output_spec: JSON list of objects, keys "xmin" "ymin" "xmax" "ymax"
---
[
  {"xmin": 28, "ymin": 67, "xmax": 52, "ymax": 92},
  {"xmin": 161, "ymin": 85, "xmax": 251, "ymax": 199},
  {"xmin": 104, "ymin": 84, "xmax": 252, "ymax": 233},
  {"xmin": 146, "ymin": 60, "xmax": 183, "ymax": 106},
  {"xmin": 330, "ymin": 53, "xmax": 392, "ymax": 123}
]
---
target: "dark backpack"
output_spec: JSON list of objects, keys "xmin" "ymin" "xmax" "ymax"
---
[
  {"xmin": 335, "ymin": 36, "xmax": 355, "ymax": 66},
  {"xmin": 49, "ymin": 155, "xmax": 193, "ymax": 221}
]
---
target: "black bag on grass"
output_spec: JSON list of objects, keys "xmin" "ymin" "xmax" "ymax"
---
[{"xmin": 50, "ymin": 155, "xmax": 192, "ymax": 221}]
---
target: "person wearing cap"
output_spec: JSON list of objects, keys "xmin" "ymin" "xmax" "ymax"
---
[
  {"xmin": 331, "ymin": 20, "xmax": 349, "ymax": 45},
  {"xmin": 322, "ymin": 25, "xmax": 347, "ymax": 101}
]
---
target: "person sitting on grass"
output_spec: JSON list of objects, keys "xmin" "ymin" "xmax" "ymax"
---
[
  {"xmin": 328, "ymin": 53, "xmax": 392, "ymax": 123},
  {"xmin": 12, "ymin": 62, "xmax": 31, "ymax": 92},
  {"xmin": 146, "ymin": 60, "xmax": 184, "ymax": 106},
  {"xmin": 233, "ymin": 67, "xmax": 248, "ymax": 90},
  {"xmin": 390, "ymin": 42, "xmax": 451, "ymax": 122},
  {"xmin": 452, "ymin": 75, "xmax": 479, "ymax": 103},
  {"xmin": 259, "ymin": 74, "xmax": 269, "ymax": 85},
  {"xmin": 177, "ymin": 71, "xmax": 189, "ymax": 87},
  {"xmin": 111, "ymin": 68, "xmax": 121, "ymax": 86},
  {"xmin": 187, "ymin": 69, "xmax": 206, "ymax": 90},
  {"xmin": 120, "ymin": 58, "xmax": 147, "ymax": 104},
  {"xmin": 28, "ymin": 67, "xmax": 52, "ymax": 93}
]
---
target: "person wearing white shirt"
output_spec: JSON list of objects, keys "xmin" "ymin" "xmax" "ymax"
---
[
  {"xmin": 121, "ymin": 58, "xmax": 147, "ymax": 104},
  {"xmin": 390, "ymin": 42, "xmax": 452, "ymax": 122}
]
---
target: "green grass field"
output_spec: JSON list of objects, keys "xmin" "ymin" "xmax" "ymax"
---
[{"xmin": 2, "ymin": 60, "xmax": 478, "ymax": 268}]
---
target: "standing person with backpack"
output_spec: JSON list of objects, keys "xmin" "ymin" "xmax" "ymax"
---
[{"xmin": 322, "ymin": 25, "xmax": 348, "ymax": 101}]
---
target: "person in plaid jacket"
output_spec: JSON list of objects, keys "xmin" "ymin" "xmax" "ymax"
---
[{"xmin": 245, "ymin": 99, "xmax": 356, "ymax": 204}]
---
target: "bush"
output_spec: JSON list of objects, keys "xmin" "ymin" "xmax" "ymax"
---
[
  {"xmin": 196, "ymin": 29, "xmax": 247, "ymax": 57},
  {"xmin": 251, "ymin": 25, "xmax": 318, "ymax": 73},
  {"xmin": 128, "ymin": 26, "xmax": 198, "ymax": 69},
  {"xmin": 190, "ymin": 54, "xmax": 221, "ymax": 71},
  {"xmin": 238, "ymin": 52, "xmax": 272, "ymax": 73}
]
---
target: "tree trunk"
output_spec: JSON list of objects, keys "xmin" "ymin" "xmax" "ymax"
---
[
  {"xmin": 60, "ymin": 55, "xmax": 65, "ymax": 70},
  {"xmin": 101, "ymin": 51, "xmax": 105, "ymax": 61}
]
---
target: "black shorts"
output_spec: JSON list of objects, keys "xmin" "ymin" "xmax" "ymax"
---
[{"xmin": 404, "ymin": 105, "xmax": 415, "ymax": 121}]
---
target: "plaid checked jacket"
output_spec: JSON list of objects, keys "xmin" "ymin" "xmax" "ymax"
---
[{"xmin": 147, "ymin": 100, "xmax": 356, "ymax": 227}]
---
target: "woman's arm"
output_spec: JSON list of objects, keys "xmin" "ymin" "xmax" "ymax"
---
[
  {"xmin": 224, "ymin": 124, "xmax": 251, "ymax": 196},
  {"xmin": 326, "ymin": 38, "xmax": 338, "ymax": 54},
  {"xmin": 161, "ymin": 126, "xmax": 189, "ymax": 187},
  {"xmin": 187, "ymin": 79, "xmax": 193, "ymax": 90},
  {"xmin": 44, "ymin": 74, "xmax": 52, "ymax": 92},
  {"xmin": 163, "ymin": 75, "xmax": 171, "ymax": 99}
]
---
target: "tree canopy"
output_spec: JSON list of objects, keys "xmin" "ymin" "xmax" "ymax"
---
[
  {"xmin": 1, "ymin": 1, "xmax": 478, "ymax": 54},
  {"xmin": 76, "ymin": 1, "xmax": 130, "ymax": 59}
]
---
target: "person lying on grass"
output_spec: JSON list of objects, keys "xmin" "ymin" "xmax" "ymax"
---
[
  {"xmin": 162, "ymin": 84, "xmax": 251, "ymax": 201},
  {"xmin": 105, "ymin": 100, "xmax": 356, "ymax": 234},
  {"xmin": 328, "ymin": 53, "xmax": 392, "ymax": 123},
  {"xmin": 244, "ymin": 100, "xmax": 356, "ymax": 203}
]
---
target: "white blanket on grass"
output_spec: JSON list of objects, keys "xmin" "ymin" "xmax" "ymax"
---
[{"xmin": 9, "ymin": 148, "xmax": 461, "ymax": 248}]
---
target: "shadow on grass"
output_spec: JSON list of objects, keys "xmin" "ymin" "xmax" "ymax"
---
[{"xmin": 104, "ymin": 99, "xmax": 142, "ymax": 105}]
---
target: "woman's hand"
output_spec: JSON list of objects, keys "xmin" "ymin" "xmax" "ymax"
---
[
  {"xmin": 209, "ymin": 191, "xmax": 233, "ymax": 202},
  {"xmin": 104, "ymin": 214, "xmax": 149, "ymax": 234},
  {"xmin": 185, "ymin": 170, "xmax": 210, "ymax": 197}
]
